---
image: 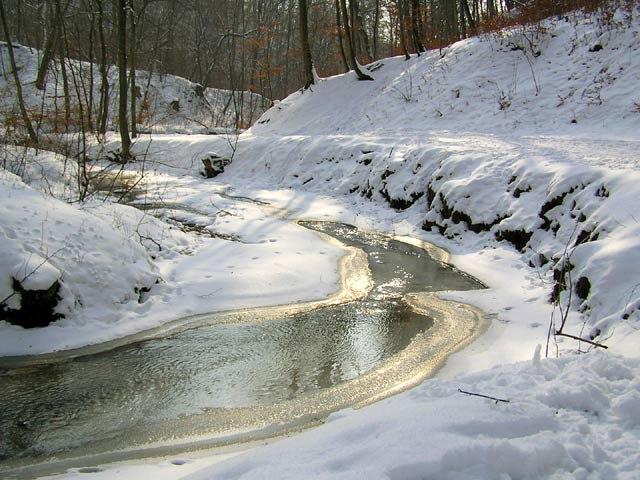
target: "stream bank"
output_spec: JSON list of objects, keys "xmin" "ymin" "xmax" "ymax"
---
[{"xmin": 0, "ymin": 221, "xmax": 485, "ymax": 479}]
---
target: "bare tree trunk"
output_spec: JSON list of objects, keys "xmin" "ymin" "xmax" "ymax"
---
[
  {"xmin": 487, "ymin": 0, "xmax": 496, "ymax": 17},
  {"xmin": 461, "ymin": 0, "xmax": 475, "ymax": 36},
  {"xmin": 298, "ymin": 0, "xmax": 315, "ymax": 89},
  {"xmin": 335, "ymin": 0, "xmax": 350, "ymax": 71},
  {"xmin": 372, "ymin": 0, "xmax": 380, "ymax": 59},
  {"xmin": 410, "ymin": 0, "xmax": 425, "ymax": 53},
  {"xmin": 351, "ymin": 0, "xmax": 371, "ymax": 61},
  {"xmin": 398, "ymin": 0, "xmax": 411, "ymax": 59},
  {"xmin": 339, "ymin": 0, "xmax": 373, "ymax": 80},
  {"xmin": 439, "ymin": 0, "xmax": 459, "ymax": 43},
  {"xmin": 0, "ymin": 0, "xmax": 38, "ymax": 144},
  {"xmin": 87, "ymin": 5, "xmax": 95, "ymax": 132},
  {"xmin": 65, "ymin": 39, "xmax": 90, "ymax": 201},
  {"xmin": 450, "ymin": 0, "xmax": 460, "ymax": 38},
  {"xmin": 35, "ymin": 0, "xmax": 59, "ymax": 90},
  {"xmin": 54, "ymin": 0, "xmax": 71, "ymax": 132},
  {"xmin": 117, "ymin": 0, "xmax": 131, "ymax": 160},
  {"xmin": 406, "ymin": 0, "xmax": 420, "ymax": 54},
  {"xmin": 348, "ymin": 0, "xmax": 356, "ymax": 54},
  {"xmin": 129, "ymin": 2, "xmax": 137, "ymax": 138},
  {"xmin": 96, "ymin": 0, "xmax": 109, "ymax": 136},
  {"xmin": 282, "ymin": 4, "xmax": 293, "ymax": 97}
]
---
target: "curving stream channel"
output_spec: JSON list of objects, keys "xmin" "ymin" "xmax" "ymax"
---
[{"xmin": 0, "ymin": 221, "xmax": 484, "ymax": 479}]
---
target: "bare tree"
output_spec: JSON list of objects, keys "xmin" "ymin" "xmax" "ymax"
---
[
  {"xmin": 35, "ymin": 0, "xmax": 60, "ymax": 90},
  {"xmin": 129, "ymin": 1, "xmax": 138, "ymax": 138},
  {"xmin": 94, "ymin": 0, "xmax": 111, "ymax": 137},
  {"xmin": 335, "ymin": 0, "xmax": 350, "ymax": 71},
  {"xmin": 299, "ymin": 0, "xmax": 315, "ymax": 88},
  {"xmin": 339, "ymin": 0, "xmax": 374, "ymax": 80},
  {"xmin": 0, "ymin": 0, "xmax": 38, "ymax": 144},
  {"xmin": 117, "ymin": 0, "xmax": 131, "ymax": 160}
]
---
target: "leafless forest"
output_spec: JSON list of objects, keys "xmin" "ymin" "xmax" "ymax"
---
[
  {"xmin": 0, "ymin": 0, "xmax": 629, "ymax": 154},
  {"xmin": 6, "ymin": 0, "xmax": 623, "ymax": 95}
]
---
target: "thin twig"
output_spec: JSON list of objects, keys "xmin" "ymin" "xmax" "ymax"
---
[
  {"xmin": 555, "ymin": 332, "xmax": 608, "ymax": 349},
  {"xmin": 458, "ymin": 388, "xmax": 510, "ymax": 404},
  {"xmin": 137, "ymin": 233, "xmax": 161, "ymax": 251}
]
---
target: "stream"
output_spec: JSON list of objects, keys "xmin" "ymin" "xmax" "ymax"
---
[{"xmin": 0, "ymin": 221, "xmax": 483, "ymax": 478}]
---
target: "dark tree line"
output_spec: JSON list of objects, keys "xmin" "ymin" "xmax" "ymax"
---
[
  {"xmin": 2, "ymin": 0, "xmax": 538, "ymax": 100},
  {"xmin": 1, "ymin": 0, "xmax": 626, "ymax": 154}
]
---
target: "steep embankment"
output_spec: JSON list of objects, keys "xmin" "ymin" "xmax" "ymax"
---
[{"xmin": 222, "ymin": 8, "xmax": 640, "ymax": 352}]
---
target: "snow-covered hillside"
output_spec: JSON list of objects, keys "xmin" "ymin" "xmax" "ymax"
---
[
  {"xmin": 1, "ymin": 5, "xmax": 640, "ymax": 480},
  {"xmin": 220, "ymin": 7, "xmax": 640, "ymax": 356},
  {"xmin": 0, "ymin": 42, "xmax": 269, "ymax": 134},
  {"xmin": 254, "ymin": 8, "xmax": 639, "ymax": 137}
]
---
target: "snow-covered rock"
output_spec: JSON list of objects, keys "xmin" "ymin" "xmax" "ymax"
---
[
  {"xmin": 1, "ymin": 5, "xmax": 639, "ymax": 479},
  {"xmin": 0, "ymin": 168, "xmax": 162, "ymax": 341}
]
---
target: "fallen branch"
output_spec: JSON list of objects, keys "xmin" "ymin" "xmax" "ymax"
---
[
  {"xmin": 458, "ymin": 388, "xmax": 510, "ymax": 404},
  {"xmin": 555, "ymin": 331, "xmax": 608, "ymax": 349},
  {"xmin": 210, "ymin": 202, "xmax": 235, "ymax": 217},
  {"xmin": 137, "ymin": 233, "xmax": 161, "ymax": 252}
]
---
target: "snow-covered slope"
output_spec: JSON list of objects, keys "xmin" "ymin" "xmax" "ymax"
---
[
  {"xmin": 183, "ymin": 351, "xmax": 640, "ymax": 480},
  {"xmin": 0, "ymin": 166, "xmax": 164, "ymax": 333},
  {"xmin": 1, "ymin": 6, "xmax": 640, "ymax": 480},
  {"xmin": 137, "ymin": 9, "xmax": 640, "ymax": 479},
  {"xmin": 0, "ymin": 42, "xmax": 269, "ymax": 134},
  {"xmin": 217, "ymin": 7, "xmax": 640, "ymax": 356},
  {"xmin": 253, "ymin": 9, "xmax": 639, "ymax": 137}
]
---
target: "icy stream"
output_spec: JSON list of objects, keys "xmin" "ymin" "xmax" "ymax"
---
[{"xmin": 0, "ymin": 222, "xmax": 483, "ymax": 478}]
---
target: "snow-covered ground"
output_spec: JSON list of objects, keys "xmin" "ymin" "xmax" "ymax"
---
[
  {"xmin": 0, "ymin": 159, "xmax": 348, "ymax": 354},
  {"xmin": 1, "ymin": 5, "xmax": 640, "ymax": 480},
  {"xmin": 0, "ymin": 42, "xmax": 269, "ymax": 135}
]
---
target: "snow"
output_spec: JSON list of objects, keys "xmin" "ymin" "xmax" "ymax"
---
[
  {"xmin": 0, "ymin": 42, "xmax": 269, "ymax": 135},
  {"xmin": 0, "ymin": 162, "xmax": 345, "ymax": 354},
  {"xmin": 2, "ymin": 5, "xmax": 640, "ymax": 480},
  {"xmin": 182, "ymin": 353, "xmax": 640, "ymax": 480},
  {"xmin": 248, "ymin": 8, "xmax": 639, "ymax": 138},
  {"xmin": 37, "ymin": 353, "xmax": 640, "ymax": 480}
]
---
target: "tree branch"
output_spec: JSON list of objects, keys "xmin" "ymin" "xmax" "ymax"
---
[
  {"xmin": 555, "ymin": 332, "xmax": 608, "ymax": 349},
  {"xmin": 458, "ymin": 388, "xmax": 510, "ymax": 404}
]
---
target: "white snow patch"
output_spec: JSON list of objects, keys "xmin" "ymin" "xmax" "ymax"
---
[{"xmin": 2, "ymin": 6, "xmax": 640, "ymax": 480}]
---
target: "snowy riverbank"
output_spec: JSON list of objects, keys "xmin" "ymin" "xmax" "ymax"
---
[
  {"xmin": 0, "ymin": 162, "xmax": 349, "ymax": 355},
  {"xmin": 1, "ymin": 5, "xmax": 639, "ymax": 479}
]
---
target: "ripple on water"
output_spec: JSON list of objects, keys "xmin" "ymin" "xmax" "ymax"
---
[{"xmin": 0, "ymin": 222, "xmax": 483, "ymax": 472}]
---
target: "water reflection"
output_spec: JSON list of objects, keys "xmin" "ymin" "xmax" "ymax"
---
[{"xmin": 0, "ymin": 222, "xmax": 480, "ymax": 463}]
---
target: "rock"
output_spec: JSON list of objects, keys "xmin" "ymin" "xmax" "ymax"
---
[
  {"xmin": 201, "ymin": 153, "xmax": 231, "ymax": 178},
  {"xmin": 575, "ymin": 276, "xmax": 591, "ymax": 300},
  {"xmin": 194, "ymin": 84, "xmax": 205, "ymax": 97},
  {"xmin": 1, "ymin": 277, "xmax": 63, "ymax": 328},
  {"xmin": 495, "ymin": 229, "xmax": 533, "ymax": 252}
]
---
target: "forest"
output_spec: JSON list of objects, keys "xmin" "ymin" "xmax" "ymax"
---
[
  {"xmin": 1, "ymin": 0, "xmax": 627, "ymax": 147},
  {"xmin": 1, "ymin": 0, "xmax": 639, "ymax": 477}
]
